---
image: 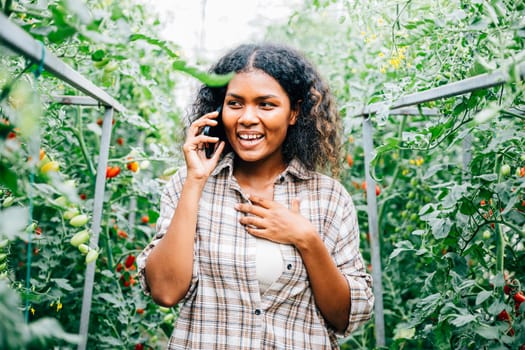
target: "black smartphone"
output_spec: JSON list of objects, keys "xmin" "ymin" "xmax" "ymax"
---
[{"xmin": 202, "ymin": 106, "xmax": 223, "ymax": 158}]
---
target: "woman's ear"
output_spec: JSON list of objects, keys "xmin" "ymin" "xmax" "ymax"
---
[{"xmin": 289, "ymin": 100, "xmax": 302, "ymax": 125}]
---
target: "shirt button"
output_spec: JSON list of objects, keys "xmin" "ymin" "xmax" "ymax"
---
[
  {"xmin": 287, "ymin": 263, "xmax": 293, "ymax": 270},
  {"xmin": 254, "ymin": 309, "xmax": 261, "ymax": 315}
]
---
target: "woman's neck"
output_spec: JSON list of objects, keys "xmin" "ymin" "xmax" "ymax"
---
[{"xmin": 233, "ymin": 156, "xmax": 287, "ymax": 198}]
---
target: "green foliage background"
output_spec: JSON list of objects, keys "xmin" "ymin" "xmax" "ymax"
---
[{"xmin": 0, "ymin": 0, "xmax": 524, "ymax": 349}]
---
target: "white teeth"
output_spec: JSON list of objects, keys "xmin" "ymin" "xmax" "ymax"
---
[{"xmin": 239, "ymin": 134, "xmax": 262, "ymax": 140}]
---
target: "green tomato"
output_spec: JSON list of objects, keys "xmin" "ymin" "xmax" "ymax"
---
[
  {"xmin": 2, "ymin": 196, "xmax": 15, "ymax": 208},
  {"xmin": 78, "ymin": 244, "xmax": 90, "ymax": 254},
  {"xmin": 85, "ymin": 249, "xmax": 99, "ymax": 264},
  {"xmin": 103, "ymin": 61, "xmax": 119, "ymax": 73},
  {"xmin": 70, "ymin": 214, "xmax": 89, "ymax": 227},
  {"xmin": 63, "ymin": 207, "xmax": 80, "ymax": 220},
  {"xmin": 500, "ymin": 164, "xmax": 511, "ymax": 177},
  {"xmin": 163, "ymin": 313, "xmax": 175, "ymax": 323},
  {"xmin": 158, "ymin": 306, "xmax": 171, "ymax": 313},
  {"xmin": 482, "ymin": 230, "xmax": 491, "ymax": 240},
  {"xmin": 70, "ymin": 230, "xmax": 90, "ymax": 247},
  {"xmin": 162, "ymin": 167, "xmax": 178, "ymax": 177},
  {"xmin": 52, "ymin": 196, "xmax": 68, "ymax": 208},
  {"xmin": 25, "ymin": 222, "xmax": 37, "ymax": 233}
]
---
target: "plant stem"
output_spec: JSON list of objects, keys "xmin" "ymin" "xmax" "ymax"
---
[
  {"xmin": 378, "ymin": 114, "xmax": 407, "ymax": 225},
  {"xmin": 72, "ymin": 106, "xmax": 96, "ymax": 182}
]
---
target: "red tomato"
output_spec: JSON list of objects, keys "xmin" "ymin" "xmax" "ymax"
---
[
  {"xmin": 127, "ymin": 161, "xmax": 139, "ymax": 172},
  {"xmin": 346, "ymin": 154, "xmax": 354, "ymax": 167},
  {"xmin": 125, "ymin": 255, "xmax": 136, "ymax": 268},
  {"xmin": 497, "ymin": 309, "xmax": 510, "ymax": 322},
  {"xmin": 106, "ymin": 166, "xmax": 121, "ymax": 179}
]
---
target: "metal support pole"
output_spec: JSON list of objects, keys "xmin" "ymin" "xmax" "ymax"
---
[
  {"xmin": 78, "ymin": 106, "xmax": 114, "ymax": 350},
  {"xmin": 0, "ymin": 13, "xmax": 124, "ymax": 112},
  {"xmin": 362, "ymin": 117, "xmax": 385, "ymax": 347}
]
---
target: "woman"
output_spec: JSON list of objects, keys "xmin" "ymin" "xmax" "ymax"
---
[{"xmin": 137, "ymin": 43, "xmax": 374, "ymax": 349}]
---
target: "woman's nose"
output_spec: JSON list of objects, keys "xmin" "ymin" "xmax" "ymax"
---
[{"xmin": 238, "ymin": 106, "xmax": 258, "ymax": 125}]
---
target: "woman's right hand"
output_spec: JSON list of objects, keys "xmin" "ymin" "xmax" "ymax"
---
[{"xmin": 182, "ymin": 110, "xmax": 225, "ymax": 180}]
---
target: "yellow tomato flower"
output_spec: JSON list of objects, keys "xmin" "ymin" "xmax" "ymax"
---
[{"xmin": 56, "ymin": 302, "xmax": 63, "ymax": 312}]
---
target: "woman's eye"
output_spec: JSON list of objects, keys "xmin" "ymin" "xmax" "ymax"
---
[
  {"xmin": 260, "ymin": 102, "xmax": 275, "ymax": 109},
  {"xmin": 227, "ymin": 101, "xmax": 241, "ymax": 108}
]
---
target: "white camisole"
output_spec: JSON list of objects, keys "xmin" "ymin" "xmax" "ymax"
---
[{"xmin": 255, "ymin": 237, "xmax": 284, "ymax": 294}]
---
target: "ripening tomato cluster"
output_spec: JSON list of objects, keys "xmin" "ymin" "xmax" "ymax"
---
[
  {"xmin": 116, "ymin": 254, "xmax": 137, "ymax": 287},
  {"xmin": 497, "ymin": 278, "xmax": 525, "ymax": 338}
]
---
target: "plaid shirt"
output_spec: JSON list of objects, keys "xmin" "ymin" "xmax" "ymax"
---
[{"xmin": 137, "ymin": 153, "xmax": 374, "ymax": 349}]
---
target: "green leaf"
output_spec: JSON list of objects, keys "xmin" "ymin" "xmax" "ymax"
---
[
  {"xmin": 501, "ymin": 194, "xmax": 518, "ymax": 215},
  {"xmin": 172, "ymin": 61, "xmax": 234, "ymax": 87},
  {"xmin": 429, "ymin": 218, "xmax": 452, "ymax": 239},
  {"xmin": 0, "ymin": 164, "xmax": 18, "ymax": 193},
  {"xmin": 459, "ymin": 199, "xmax": 476, "ymax": 215},
  {"xmin": 53, "ymin": 278, "xmax": 74, "ymax": 292},
  {"xmin": 389, "ymin": 240, "xmax": 415, "ymax": 259},
  {"xmin": 475, "ymin": 174, "xmax": 498, "ymax": 181},
  {"xmin": 97, "ymin": 293, "xmax": 122, "ymax": 306},
  {"xmin": 475, "ymin": 290, "xmax": 492, "ymax": 305},
  {"xmin": 0, "ymin": 207, "xmax": 29, "ymax": 240},
  {"xmin": 450, "ymin": 314, "xmax": 476, "ymax": 327},
  {"xmin": 91, "ymin": 49, "xmax": 105, "ymax": 61},
  {"xmin": 27, "ymin": 318, "xmax": 80, "ymax": 346},
  {"xmin": 129, "ymin": 33, "xmax": 180, "ymax": 58},
  {"xmin": 444, "ymin": 184, "xmax": 468, "ymax": 208},
  {"xmin": 474, "ymin": 324, "xmax": 500, "ymax": 340}
]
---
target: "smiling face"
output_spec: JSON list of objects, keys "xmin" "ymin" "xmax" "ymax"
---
[{"xmin": 222, "ymin": 69, "xmax": 298, "ymax": 169}]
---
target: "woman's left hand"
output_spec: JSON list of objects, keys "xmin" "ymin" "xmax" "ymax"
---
[{"xmin": 235, "ymin": 194, "xmax": 316, "ymax": 245}]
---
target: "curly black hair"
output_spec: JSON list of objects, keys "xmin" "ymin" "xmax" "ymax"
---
[{"xmin": 189, "ymin": 43, "xmax": 342, "ymax": 177}]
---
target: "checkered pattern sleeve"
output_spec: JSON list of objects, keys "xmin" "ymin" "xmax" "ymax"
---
[
  {"xmin": 331, "ymin": 183, "xmax": 374, "ymax": 337},
  {"xmin": 137, "ymin": 168, "xmax": 185, "ymax": 295}
]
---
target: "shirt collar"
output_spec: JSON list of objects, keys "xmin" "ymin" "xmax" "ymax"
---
[{"xmin": 211, "ymin": 152, "xmax": 314, "ymax": 181}]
